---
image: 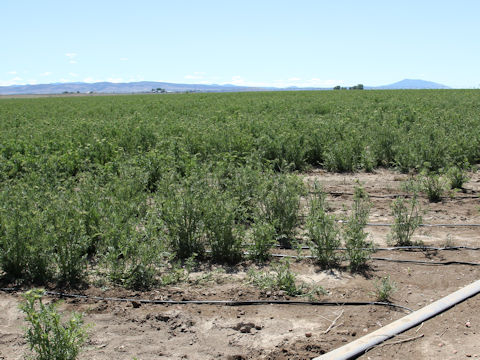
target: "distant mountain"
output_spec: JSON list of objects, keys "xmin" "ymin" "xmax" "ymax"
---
[
  {"xmin": 0, "ymin": 81, "xmax": 268, "ymax": 95},
  {"xmin": 372, "ymin": 79, "xmax": 450, "ymax": 90},
  {"xmin": 0, "ymin": 79, "xmax": 451, "ymax": 95}
]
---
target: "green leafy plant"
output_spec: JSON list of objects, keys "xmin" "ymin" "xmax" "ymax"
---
[
  {"xmin": 247, "ymin": 260, "xmax": 325, "ymax": 298},
  {"xmin": 261, "ymin": 174, "xmax": 304, "ymax": 248},
  {"xmin": 307, "ymin": 182, "xmax": 341, "ymax": 268},
  {"xmin": 100, "ymin": 196, "xmax": 164, "ymax": 290},
  {"xmin": 20, "ymin": 289, "xmax": 88, "ymax": 360},
  {"xmin": 248, "ymin": 260, "xmax": 300, "ymax": 296},
  {"xmin": 158, "ymin": 259, "xmax": 190, "ymax": 286},
  {"xmin": 388, "ymin": 196, "xmax": 422, "ymax": 246},
  {"xmin": 0, "ymin": 187, "xmax": 53, "ymax": 283},
  {"xmin": 373, "ymin": 276, "xmax": 396, "ymax": 302},
  {"xmin": 204, "ymin": 190, "xmax": 244, "ymax": 264},
  {"xmin": 3, "ymin": 88, "xmax": 480, "ymax": 291},
  {"xmin": 446, "ymin": 164, "xmax": 470, "ymax": 189},
  {"xmin": 248, "ymin": 217, "xmax": 276, "ymax": 262},
  {"xmin": 418, "ymin": 170, "xmax": 448, "ymax": 202},
  {"xmin": 47, "ymin": 195, "xmax": 90, "ymax": 286},
  {"xmin": 343, "ymin": 184, "xmax": 373, "ymax": 271},
  {"xmin": 159, "ymin": 176, "xmax": 208, "ymax": 260}
]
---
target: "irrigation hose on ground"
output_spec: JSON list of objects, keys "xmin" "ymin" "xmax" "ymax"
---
[
  {"xmin": 313, "ymin": 279, "xmax": 480, "ymax": 360},
  {"xmin": 269, "ymin": 253, "xmax": 480, "ymax": 266},
  {"xmin": 363, "ymin": 222, "xmax": 480, "ymax": 227},
  {"xmin": 296, "ymin": 216, "xmax": 480, "ymax": 227},
  {"xmin": 0, "ymin": 288, "xmax": 412, "ymax": 312},
  {"xmin": 371, "ymin": 257, "xmax": 480, "ymax": 266},
  {"xmin": 274, "ymin": 244, "xmax": 480, "ymax": 251},
  {"xmin": 323, "ymin": 191, "xmax": 479, "ymax": 200}
]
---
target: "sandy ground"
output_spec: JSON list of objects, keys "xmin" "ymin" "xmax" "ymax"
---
[{"xmin": 1, "ymin": 169, "xmax": 479, "ymax": 360}]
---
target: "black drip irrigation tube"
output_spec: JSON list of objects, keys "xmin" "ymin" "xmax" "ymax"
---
[
  {"xmin": 322, "ymin": 191, "xmax": 480, "ymax": 200},
  {"xmin": 296, "ymin": 216, "xmax": 480, "ymax": 228},
  {"xmin": 274, "ymin": 244, "xmax": 480, "ymax": 251},
  {"xmin": 269, "ymin": 253, "xmax": 480, "ymax": 266},
  {"xmin": 371, "ymin": 257, "xmax": 480, "ymax": 266},
  {"xmin": 0, "ymin": 288, "xmax": 413, "ymax": 313},
  {"xmin": 362, "ymin": 222, "xmax": 480, "ymax": 227}
]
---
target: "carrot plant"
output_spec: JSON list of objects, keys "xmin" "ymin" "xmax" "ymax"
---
[
  {"xmin": 260, "ymin": 174, "xmax": 304, "ymax": 248},
  {"xmin": 1, "ymin": 90, "xmax": 480, "ymax": 288},
  {"xmin": 307, "ymin": 182, "xmax": 341, "ymax": 268},
  {"xmin": 343, "ymin": 185, "xmax": 373, "ymax": 271},
  {"xmin": 20, "ymin": 289, "xmax": 88, "ymax": 360},
  {"xmin": 388, "ymin": 196, "xmax": 422, "ymax": 246}
]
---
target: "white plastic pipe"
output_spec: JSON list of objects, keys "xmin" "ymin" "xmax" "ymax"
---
[{"xmin": 313, "ymin": 279, "xmax": 480, "ymax": 360}]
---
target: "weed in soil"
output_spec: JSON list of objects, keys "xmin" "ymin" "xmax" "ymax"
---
[{"xmin": 388, "ymin": 196, "xmax": 422, "ymax": 246}]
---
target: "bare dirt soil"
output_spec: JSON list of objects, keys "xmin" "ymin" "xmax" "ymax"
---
[{"xmin": 1, "ymin": 169, "xmax": 479, "ymax": 360}]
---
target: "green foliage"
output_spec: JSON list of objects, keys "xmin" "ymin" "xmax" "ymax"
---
[
  {"xmin": 260, "ymin": 174, "xmax": 304, "ymax": 248},
  {"xmin": 247, "ymin": 260, "xmax": 325, "ymax": 299},
  {"xmin": 102, "ymin": 205, "xmax": 164, "ymax": 290},
  {"xmin": 248, "ymin": 261, "xmax": 298, "ymax": 296},
  {"xmin": 1, "ymin": 90, "xmax": 480, "ymax": 288},
  {"xmin": 373, "ymin": 276, "xmax": 396, "ymax": 302},
  {"xmin": 349, "ymin": 84, "xmax": 364, "ymax": 90},
  {"xmin": 0, "ymin": 185, "xmax": 53, "ymax": 283},
  {"xmin": 248, "ymin": 217, "xmax": 276, "ymax": 262},
  {"xmin": 158, "ymin": 175, "xmax": 208, "ymax": 260},
  {"xmin": 418, "ymin": 170, "xmax": 448, "ymax": 202},
  {"xmin": 446, "ymin": 164, "xmax": 471, "ymax": 189},
  {"xmin": 388, "ymin": 196, "xmax": 422, "ymax": 246},
  {"xmin": 204, "ymin": 189, "xmax": 244, "ymax": 264},
  {"xmin": 343, "ymin": 185, "xmax": 373, "ymax": 271},
  {"xmin": 158, "ymin": 255, "xmax": 193, "ymax": 286},
  {"xmin": 306, "ymin": 182, "xmax": 341, "ymax": 268},
  {"xmin": 20, "ymin": 289, "xmax": 88, "ymax": 360}
]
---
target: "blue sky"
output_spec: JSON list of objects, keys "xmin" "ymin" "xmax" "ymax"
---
[{"xmin": 2, "ymin": 0, "xmax": 479, "ymax": 88}]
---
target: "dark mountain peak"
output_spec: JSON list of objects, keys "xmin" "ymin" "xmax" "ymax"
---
[{"xmin": 375, "ymin": 79, "xmax": 450, "ymax": 90}]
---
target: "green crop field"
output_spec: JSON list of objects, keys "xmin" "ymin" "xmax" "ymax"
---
[{"xmin": 1, "ymin": 90, "xmax": 479, "ymax": 288}]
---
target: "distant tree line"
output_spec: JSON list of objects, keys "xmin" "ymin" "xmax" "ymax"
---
[
  {"xmin": 152, "ymin": 88, "xmax": 167, "ymax": 93},
  {"xmin": 333, "ymin": 84, "xmax": 364, "ymax": 90}
]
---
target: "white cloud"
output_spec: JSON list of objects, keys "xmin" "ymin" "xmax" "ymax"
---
[
  {"xmin": 288, "ymin": 77, "xmax": 301, "ymax": 81},
  {"xmin": 230, "ymin": 75, "xmax": 246, "ymax": 85},
  {"xmin": 107, "ymin": 77, "xmax": 124, "ymax": 83},
  {"xmin": 65, "ymin": 53, "xmax": 78, "ymax": 64},
  {"xmin": 120, "ymin": 57, "xmax": 128, "ymax": 61},
  {"xmin": 83, "ymin": 77, "xmax": 98, "ymax": 83},
  {"xmin": 40, "ymin": 72, "xmax": 52, "ymax": 76},
  {"xmin": 7, "ymin": 70, "xmax": 17, "ymax": 75},
  {"xmin": 0, "ymin": 77, "xmax": 23, "ymax": 86},
  {"xmin": 69, "ymin": 72, "xmax": 79, "ymax": 77}
]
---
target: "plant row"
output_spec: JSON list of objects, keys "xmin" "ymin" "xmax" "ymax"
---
[{"xmin": 1, "ymin": 90, "xmax": 479, "ymax": 184}]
